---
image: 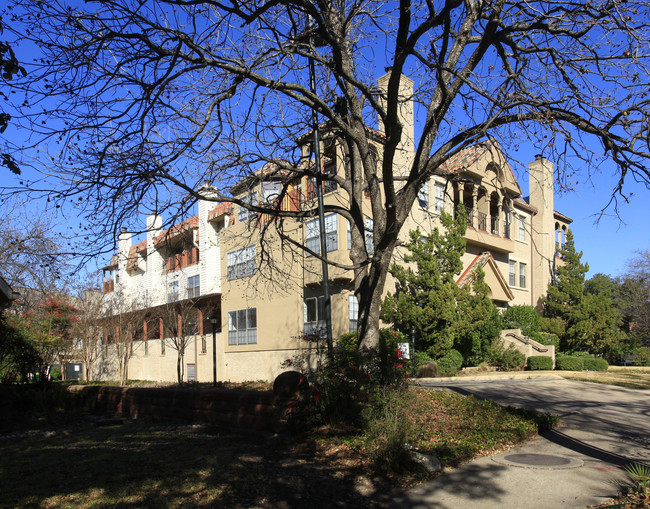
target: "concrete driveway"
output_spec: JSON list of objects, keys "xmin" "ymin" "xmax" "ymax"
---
[{"xmin": 391, "ymin": 376, "xmax": 650, "ymax": 508}]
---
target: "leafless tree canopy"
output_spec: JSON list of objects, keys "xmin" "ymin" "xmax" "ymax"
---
[
  {"xmin": 3, "ymin": 0, "xmax": 650, "ymax": 346},
  {"xmin": 0, "ymin": 198, "xmax": 71, "ymax": 296}
]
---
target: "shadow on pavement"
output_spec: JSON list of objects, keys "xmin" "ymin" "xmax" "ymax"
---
[
  {"xmin": 543, "ymin": 429, "xmax": 648, "ymax": 468},
  {"xmin": 390, "ymin": 462, "xmax": 509, "ymax": 508}
]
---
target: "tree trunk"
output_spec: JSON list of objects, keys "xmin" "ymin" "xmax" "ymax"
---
[{"xmin": 357, "ymin": 244, "xmax": 396, "ymax": 350}]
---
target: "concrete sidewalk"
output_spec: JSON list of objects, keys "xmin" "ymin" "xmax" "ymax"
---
[{"xmin": 391, "ymin": 377, "xmax": 649, "ymax": 508}]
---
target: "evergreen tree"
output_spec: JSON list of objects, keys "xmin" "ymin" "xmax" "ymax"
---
[
  {"xmin": 543, "ymin": 230, "xmax": 625, "ymax": 357},
  {"xmin": 543, "ymin": 230, "xmax": 588, "ymax": 321},
  {"xmin": 381, "ymin": 211, "xmax": 466, "ymax": 359},
  {"xmin": 381, "ymin": 209, "xmax": 501, "ymax": 363},
  {"xmin": 452, "ymin": 268, "xmax": 503, "ymax": 365}
]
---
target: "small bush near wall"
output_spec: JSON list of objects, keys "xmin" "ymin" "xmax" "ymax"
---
[
  {"xmin": 486, "ymin": 341, "xmax": 526, "ymax": 371},
  {"xmin": 527, "ymin": 356, "xmax": 553, "ymax": 371},
  {"xmin": 583, "ymin": 357, "xmax": 609, "ymax": 371},
  {"xmin": 555, "ymin": 355, "xmax": 584, "ymax": 371},
  {"xmin": 436, "ymin": 349, "xmax": 464, "ymax": 376}
]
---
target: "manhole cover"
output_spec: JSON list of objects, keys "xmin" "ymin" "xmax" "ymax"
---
[
  {"xmin": 505, "ymin": 453, "xmax": 571, "ymax": 466},
  {"xmin": 492, "ymin": 453, "xmax": 583, "ymax": 470}
]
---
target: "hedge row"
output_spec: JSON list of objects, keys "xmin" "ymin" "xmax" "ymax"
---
[
  {"xmin": 527, "ymin": 356, "xmax": 554, "ymax": 371},
  {"xmin": 555, "ymin": 355, "xmax": 609, "ymax": 371}
]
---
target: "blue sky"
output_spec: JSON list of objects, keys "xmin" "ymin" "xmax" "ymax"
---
[{"xmin": 517, "ymin": 158, "xmax": 649, "ymax": 279}]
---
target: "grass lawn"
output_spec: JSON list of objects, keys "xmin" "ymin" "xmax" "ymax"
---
[
  {"xmin": 449, "ymin": 366, "xmax": 650, "ymax": 390},
  {"xmin": 559, "ymin": 366, "xmax": 650, "ymax": 390},
  {"xmin": 0, "ymin": 387, "xmax": 548, "ymax": 508}
]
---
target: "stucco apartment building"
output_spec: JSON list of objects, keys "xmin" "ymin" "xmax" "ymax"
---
[{"xmin": 99, "ymin": 76, "xmax": 571, "ymax": 384}]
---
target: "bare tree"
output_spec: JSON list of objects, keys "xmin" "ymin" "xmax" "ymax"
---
[
  {"xmin": 74, "ymin": 280, "xmax": 104, "ymax": 382},
  {"xmin": 4, "ymin": 0, "xmax": 650, "ymax": 348},
  {"xmin": 103, "ymin": 290, "xmax": 148, "ymax": 384},
  {"xmin": 621, "ymin": 250, "xmax": 650, "ymax": 343},
  {"xmin": 162, "ymin": 298, "xmax": 200, "ymax": 384},
  {"xmin": 0, "ymin": 198, "xmax": 71, "ymax": 296}
]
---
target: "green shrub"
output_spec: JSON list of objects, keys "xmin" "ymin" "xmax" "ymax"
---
[
  {"xmin": 542, "ymin": 333, "xmax": 560, "ymax": 349},
  {"xmin": 436, "ymin": 349, "xmax": 464, "ymax": 376},
  {"xmin": 336, "ymin": 332, "xmax": 358, "ymax": 353},
  {"xmin": 570, "ymin": 351, "xmax": 593, "ymax": 358},
  {"xmin": 555, "ymin": 355, "xmax": 584, "ymax": 371},
  {"xmin": 409, "ymin": 351, "xmax": 434, "ymax": 377},
  {"xmin": 583, "ymin": 357, "xmax": 609, "ymax": 371},
  {"xmin": 527, "ymin": 356, "xmax": 553, "ymax": 371},
  {"xmin": 502, "ymin": 305, "xmax": 541, "ymax": 337},
  {"xmin": 49, "ymin": 366, "xmax": 62, "ymax": 380},
  {"xmin": 486, "ymin": 341, "xmax": 525, "ymax": 371}
]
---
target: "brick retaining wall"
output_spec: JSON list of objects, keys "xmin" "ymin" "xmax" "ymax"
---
[{"xmin": 80, "ymin": 386, "xmax": 287, "ymax": 433}]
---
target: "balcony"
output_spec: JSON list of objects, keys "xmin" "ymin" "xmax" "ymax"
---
[{"xmin": 103, "ymin": 280, "xmax": 114, "ymax": 293}]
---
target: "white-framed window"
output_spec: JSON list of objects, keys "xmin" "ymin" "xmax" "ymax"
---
[
  {"xmin": 519, "ymin": 262, "xmax": 527, "ymax": 288},
  {"xmin": 347, "ymin": 220, "xmax": 352, "ymax": 250},
  {"xmin": 304, "ymin": 297, "xmax": 325, "ymax": 335},
  {"xmin": 518, "ymin": 215, "xmax": 526, "ymax": 242},
  {"xmin": 348, "ymin": 294, "xmax": 359, "ymax": 332},
  {"xmin": 346, "ymin": 218, "xmax": 373, "ymax": 254},
  {"xmin": 227, "ymin": 245, "xmax": 256, "ymax": 280},
  {"xmin": 238, "ymin": 192, "xmax": 258, "ymax": 222},
  {"xmin": 167, "ymin": 280, "xmax": 179, "ymax": 303},
  {"xmin": 434, "ymin": 182, "xmax": 445, "ymax": 213},
  {"xmin": 509, "ymin": 261, "xmax": 516, "ymax": 287},
  {"xmin": 418, "ymin": 181, "xmax": 429, "ymax": 209},
  {"xmin": 261, "ymin": 181, "xmax": 282, "ymax": 204},
  {"xmin": 306, "ymin": 213, "xmax": 337, "ymax": 255},
  {"xmin": 364, "ymin": 217, "xmax": 374, "ymax": 255},
  {"xmin": 187, "ymin": 275, "xmax": 200, "ymax": 298},
  {"xmin": 228, "ymin": 308, "xmax": 257, "ymax": 345}
]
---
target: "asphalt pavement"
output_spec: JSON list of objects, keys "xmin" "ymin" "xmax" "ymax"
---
[{"xmin": 391, "ymin": 374, "xmax": 650, "ymax": 508}]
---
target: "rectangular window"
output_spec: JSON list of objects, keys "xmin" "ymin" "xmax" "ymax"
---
[
  {"xmin": 347, "ymin": 220, "xmax": 351, "ymax": 250},
  {"xmin": 519, "ymin": 263, "xmax": 527, "ymax": 288},
  {"xmin": 365, "ymin": 217, "xmax": 374, "ymax": 255},
  {"xmin": 228, "ymin": 308, "xmax": 257, "ymax": 345},
  {"xmin": 418, "ymin": 181, "xmax": 429, "ymax": 209},
  {"xmin": 238, "ymin": 192, "xmax": 258, "ymax": 222},
  {"xmin": 434, "ymin": 182, "xmax": 445, "ymax": 213},
  {"xmin": 509, "ymin": 261, "xmax": 516, "ymax": 287},
  {"xmin": 348, "ymin": 294, "xmax": 359, "ymax": 332},
  {"xmin": 518, "ymin": 215, "xmax": 526, "ymax": 242},
  {"xmin": 504, "ymin": 209, "xmax": 511, "ymax": 239},
  {"xmin": 261, "ymin": 181, "xmax": 282, "ymax": 204},
  {"xmin": 303, "ymin": 297, "xmax": 325, "ymax": 335},
  {"xmin": 187, "ymin": 275, "xmax": 200, "ymax": 298},
  {"xmin": 167, "ymin": 280, "xmax": 179, "ymax": 303},
  {"xmin": 306, "ymin": 214, "xmax": 337, "ymax": 255},
  {"xmin": 227, "ymin": 245, "xmax": 256, "ymax": 280}
]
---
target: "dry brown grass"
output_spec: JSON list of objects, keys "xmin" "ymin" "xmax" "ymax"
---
[{"xmin": 559, "ymin": 367, "xmax": 650, "ymax": 390}]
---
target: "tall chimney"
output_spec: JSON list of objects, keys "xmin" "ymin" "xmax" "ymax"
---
[{"xmin": 377, "ymin": 71, "xmax": 415, "ymax": 177}]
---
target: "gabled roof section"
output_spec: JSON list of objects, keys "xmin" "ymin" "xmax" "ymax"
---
[
  {"xmin": 457, "ymin": 251, "xmax": 514, "ymax": 302},
  {"xmin": 515, "ymin": 197, "xmax": 538, "ymax": 214},
  {"xmin": 553, "ymin": 210, "xmax": 572, "ymax": 224},
  {"xmin": 153, "ymin": 216, "xmax": 199, "ymax": 247},
  {"xmin": 230, "ymin": 160, "xmax": 297, "ymax": 197},
  {"xmin": 441, "ymin": 140, "xmax": 522, "ymax": 197},
  {"xmin": 208, "ymin": 202, "xmax": 234, "ymax": 222},
  {"xmin": 126, "ymin": 240, "xmax": 147, "ymax": 272},
  {"xmin": 101, "ymin": 253, "xmax": 119, "ymax": 271}
]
